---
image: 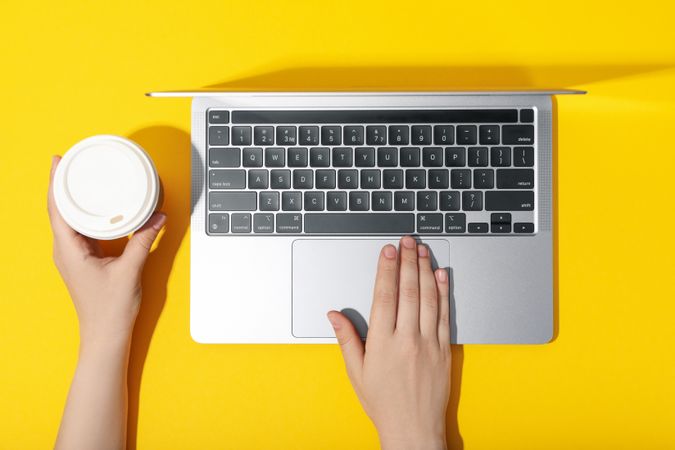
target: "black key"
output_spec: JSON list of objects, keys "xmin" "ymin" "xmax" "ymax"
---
[
  {"xmin": 276, "ymin": 213, "xmax": 302, "ymax": 233},
  {"xmin": 417, "ymin": 213, "xmax": 443, "ymax": 233},
  {"xmin": 253, "ymin": 213, "xmax": 274, "ymax": 233},
  {"xmin": 400, "ymin": 147, "xmax": 420, "ymax": 167},
  {"xmin": 383, "ymin": 169, "xmax": 404, "ymax": 189},
  {"xmin": 276, "ymin": 126, "xmax": 297, "ymax": 145},
  {"xmin": 231, "ymin": 213, "xmax": 252, "ymax": 233},
  {"xmin": 405, "ymin": 170, "xmax": 426, "ymax": 189},
  {"xmin": 485, "ymin": 191, "xmax": 534, "ymax": 211},
  {"xmin": 360, "ymin": 170, "xmax": 381, "ymax": 189},
  {"xmin": 327, "ymin": 191, "xmax": 347, "ymax": 211},
  {"xmin": 344, "ymin": 126, "xmax": 364, "ymax": 145},
  {"xmin": 232, "ymin": 126, "xmax": 252, "ymax": 145},
  {"xmin": 434, "ymin": 125, "xmax": 454, "ymax": 145},
  {"xmin": 439, "ymin": 191, "xmax": 460, "ymax": 211},
  {"xmin": 520, "ymin": 109, "xmax": 534, "ymax": 123},
  {"xmin": 208, "ymin": 110, "xmax": 229, "ymax": 124},
  {"xmin": 315, "ymin": 169, "xmax": 336, "ymax": 189},
  {"xmin": 321, "ymin": 126, "xmax": 342, "ymax": 145},
  {"xmin": 293, "ymin": 170, "xmax": 313, "ymax": 189},
  {"xmin": 417, "ymin": 191, "xmax": 437, "ymax": 211},
  {"xmin": 497, "ymin": 169, "xmax": 534, "ymax": 189},
  {"xmin": 209, "ymin": 169, "xmax": 246, "ymax": 189},
  {"xmin": 209, "ymin": 192, "xmax": 256, "ymax": 211},
  {"xmin": 332, "ymin": 147, "xmax": 353, "ymax": 167},
  {"xmin": 338, "ymin": 169, "xmax": 358, "ymax": 189},
  {"xmin": 388, "ymin": 125, "xmax": 409, "ymax": 145},
  {"xmin": 394, "ymin": 191, "xmax": 415, "ymax": 211},
  {"xmin": 248, "ymin": 169, "xmax": 269, "ymax": 189},
  {"xmin": 445, "ymin": 147, "xmax": 466, "ymax": 167},
  {"xmin": 429, "ymin": 169, "xmax": 449, "ymax": 189},
  {"xmin": 282, "ymin": 191, "xmax": 302, "ymax": 211},
  {"xmin": 378, "ymin": 147, "xmax": 398, "ymax": 167},
  {"xmin": 366, "ymin": 126, "xmax": 386, "ymax": 145},
  {"xmin": 422, "ymin": 147, "xmax": 443, "ymax": 167},
  {"xmin": 349, "ymin": 191, "xmax": 369, "ymax": 211},
  {"xmin": 513, "ymin": 147, "xmax": 534, "ymax": 167},
  {"xmin": 492, "ymin": 223, "xmax": 511, "ymax": 233},
  {"xmin": 304, "ymin": 191, "xmax": 325, "ymax": 211},
  {"xmin": 209, "ymin": 126, "xmax": 230, "ymax": 146},
  {"xmin": 450, "ymin": 169, "xmax": 471, "ymax": 189},
  {"xmin": 502, "ymin": 125, "xmax": 534, "ymax": 145},
  {"xmin": 468, "ymin": 223, "xmax": 489, "ymax": 233},
  {"xmin": 491, "ymin": 212, "xmax": 512, "ymax": 224},
  {"xmin": 473, "ymin": 169, "xmax": 494, "ymax": 189},
  {"xmin": 490, "ymin": 147, "xmax": 511, "ymax": 167},
  {"xmin": 209, "ymin": 148, "xmax": 240, "ymax": 167},
  {"xmin": 457, "ymin": 125, "xmax": 477, "ymax": 145},
  {"xmin": 259, "ymin": 191, "xmax": 279, "ymax": 211},
  {"xmin": 305, "ymin": 213, "xmax": 414, "ymax": 234},
  {"xmin": 299, "ymin": 126, "xmax": 319, "ymax": 145},
  {"xmin": 288, "ymin": 147, "xmax": 308, "ymax": 167},
  {"xmin": 479, "ymin": 125, "xmax": 500, "ymax": 145},
  {"xmin": 372, "ymin": 192, "xmax": 393, "ymax": 211},
  {"xmin": 270, "ymin": 170, "xmax": 291, "ymax": 189},
  {"xmin": 445, "ymin": 213, "xmax": 466, "ymax": 233},
  {"xmin": 462, "ymin": 191, "xmax": 483, "ymax": 211},
  {"xmin": 514, "ymin": 222, "xmax": 535, "ymax": 233},
  {"xmin": 242, "ymin": 147, "xmax": 263, "ymax": 167},
  {"xmin": 209, "ymin": 213, "xmax": 229, "ymax": 233},
  {"xmin": 355, "ymin": 147, "xmax": 375, "ymax": 167},
  {"xmin": 265, "ymin": 147, "xmax": 285, "ymax": 167},
  {"xmin": 310, "ymin": 147, "xmax": 330, "ymax": 167},
  {"xmin": 411, "ymin": 125, "xmax": 432, "ymax": 145},
  {"xmin": 253, "ymin": 126, "xmax": 274, "ymax": 145},
  {"xmin": 468, "ymin": 147, "xmax": 488, "ymax": 167}
]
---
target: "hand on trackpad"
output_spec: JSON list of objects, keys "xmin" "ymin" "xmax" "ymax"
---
[{"xmin": 291, "ymin": 239, "xmax": 450, "ymax": 338}]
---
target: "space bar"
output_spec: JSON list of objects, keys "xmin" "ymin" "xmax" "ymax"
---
[{"xmin": 304, "ymin": 213, "xmax": 415, "ymax": 234}]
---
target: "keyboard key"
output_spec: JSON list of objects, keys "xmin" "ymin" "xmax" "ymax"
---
[
  {"xmin": 305, "ymin": 213, "xmax": 414, "ymax": 234},
  {"xmin": 445, "ymin": 147, "xmax": 466, "ymax": 167},
  {"xmin": 520, "ymin": 109, "xmax": 534, "ymax": 123},
  {"xmin": 344, "ymin": 126, "xmax": 364, "ymax": 145},
  {"xmin": 502, "ymin": 125, "xmax": 534, "ymax": 144},
  {"xmin": 389, "ymin": 125, "xmax": 409, "ymax": 145},
  {"xmin": 366, "ymin": 126, "xmax": 387, "ymax": 145},
  {"xmin": 253, "ymin": 126, "xmax": 274, "ymax": 145},
  {"xmin": 491, "ymin": 213, "xmax": 511, "ymax": 224},
  {"xmin": 485, "ymin": 191, "xmax": 534, "ymax": 211},
  {"xmin": 277, "ymin": 213, "xmax": 302, "ymax": 233},
  {"xmin": 270, "ymin": 170, "xmax": 291, "ymax": 189},
  {"xmin": 405, "ymin": 170, "xmax": 426, "ymax": 189},
  {"xmin": 492, "ymin": 223, "xmax": 511, "ymax": 233},
  {"xmin": 231, "ymin": 213, "xmax": 252, "ymax": 233},
  {"xmin": 378, "ymin": 147, "xmax": 398, "ymax": 167},
  {"xmin": 321, "ymin": 126, "xmax": 342, "ymax": 145},
  {"xmin": 434, "ymin": 125, "xmax": 454, "ymax": 145},
  {"xmin": 355, "ymin": 147, "xmax": 376, "ymax": 167},
  {"xmin": 445, "ymin": 213, "xmax": 466, "ymax": 233},
  {"xmin": 332, "ymin": 147, "xmax": 353, "ymax": 167},
  {"xmin": 276, "ymin": 126, "xmax": 297, "ymax": 145},
  {"xmin": 209, "ymin": 126, "xmax": 230, "ymax": 146},
  {"xmin": 310, "ymin": 147, "xmax": 330, "ymax": 167},
  {"xmin": 439, "ymin": 191, "xmax": 460, "ymax": 211},
  {"xmin": 288, "ymin": 147, "xmax": 308, "ymax": 167},
  {"xmin": 411, "ymin": 125, "xmax": 432, "ymax": 145},
  {"xmin": 468, "ymin": 222, "xmax": 489, "ymax": 233},
  {"xmin": 462, "ymin": 191, "xmax": 483, "ymax": 211},
  {"xmin": 473, "ymin": 169, "xmax": 494, "ymax": 189},
  {"xmin": 349, "ymin": 191, "xmax": 369, "ymax": 211},
  {"xmin": 497, "ymin": 169, "xmax": 534, "ymax": 189},
  {"xmin": 282, "ymin": 191, "xmax": 302, "ymax": 210},
  {"xmin": 338, "ymin": 169, "xmax": 358, "ymax": 189},
  {"xmin": 468, "ymin": 147, "xmax": 488, "ymax": 167},
  {"xmin": 457, "ymin": 125, "xmax": 477, "ymax": 145},
  {"xmin": 450, "ymin": 169, "xmax": 471, "ymax": 189},
  {"xmin": 394, "ymin": 191, "xmax": 415, "ymax": 211},
  {"xmin": 293, "ymin": 170, "xmax": 314, "ymax": 189},
  {"xmin": 209, "ymin": 192, "xmax": 256, "ymax": 211},
  {"xmin": 209, "ymin": 148, "xmax": 240, "ymax": 167},
  {"xmin": 514, "ymin": 222, "xmax": 535, "ymax": 233},
  {"xmin": 327, "ymin": 191, "xmax": 348, "ymax": 211},
  {"xmin": 383, "ymin": 169, "xmax": 404, "ymax": 189},
  {"xmin": 299, "ymin": 126, "xmax": 319, "ymax": 145},
  {"xmin": 242, "ymin": 147, "xmax": 263, "ymax": 167},
  {"xmin": 479, "ymin": 125, "xmax": 500, "ymax": 144},
  {"xmin": 372, "ymin": 192, "xmax": 393, "ymax": 211},
  {"xmin": 209, "ymin": 169, "xmax": 246, "ymax": 189},
  {"xmin": 232, "ymin": 126, "xmax": 252, "ymax": 146},
  {"xmin": 304, "ymin": 191, "xmax": 325, "ymax": 211},
  {"xmin": 429, "ymin": 169, "xmax": 449, "ymax": 189},
  {"xmin": 490, "ymin": 147, "xmax": 511, "ymax": 167},
  {"xmin": 259, "ymin": 191, "xmax": 279, "ymax": 211},
  {"xmin": 417, "ymin": 213, "xmax": 443, "ymax": 233},
  {"xmin": 513, "ymin": 146, "xmax": 534, "ymax": 167},
  {"xmin": 208, "ymin": 213, "xmax": 229, "ymax": 233},
  {"xmin": 361, "ymin": 170, "xmax": 381, "ymax": 189},
  {"xmin": 265, "ymin": 147, "xmax": 285, "ymax": 167},
  {"xmin": 400, "ymin": 147, "xmax": 420, "ymax": 167},
  {"xmin": 315, "ymin": 169, "xmax": 336, "ymax": 188},
  {"xmin": 253, "ymin": 213, "xmax": 274, "ymax": 233},
  {"xmin": 248, "ymin": 170, "xmax": 269, "ymax": 189},
  {"xmin": 422, "ymin": 147, "xmax": 443, "ymax": 167},
  {"xmin": 417, "ymin": 191, "xmax": 437, "ymax": 211},
  {"xmin": 208, "ymin": 110, "xmax": 229, "ymax": 124}
]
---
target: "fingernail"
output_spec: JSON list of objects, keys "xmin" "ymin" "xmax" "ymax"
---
[
  {"xmin": 402, "ymin": 235, "xmax": 416, "ymax": 249},
  {"xmin": 152, "ymin": 213, "xmax": 167, "ymax": 230},
  {"xmin": 436, "ymin": 269, "xmax": 448, "ymax": 282},
  {"xmin": 417, "ymin": 244, "xmax": 428, "ymax": 257},
  {"xmin": 383, "ymin": 245, "xmax": 397, "ymax": 259},
  {"xmin": 326, "ymin": 312, "xmax": 341, "ymax": 329}
]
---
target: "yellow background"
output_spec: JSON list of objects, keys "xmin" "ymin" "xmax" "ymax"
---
[{"xmin": 1, "ymin": 1, "xmax": 675, "ymax": 449}]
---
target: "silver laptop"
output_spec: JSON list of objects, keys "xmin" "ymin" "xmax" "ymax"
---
[{"xmin": 149, "ymin": 90, "xmax": 583, "ymax": 344}]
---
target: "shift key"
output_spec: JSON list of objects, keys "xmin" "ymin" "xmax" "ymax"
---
[
  {"xmin": 209, "ymin": 192, "xmax": 257, "ymax": 211},
  {"xmin": 209, "ymin": 169, "xmax": 246, "ymax": 189}
]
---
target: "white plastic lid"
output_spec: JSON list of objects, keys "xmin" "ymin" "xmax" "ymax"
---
[{"xmin": 53, "ymin": 135, "xmax": 160, "ymax": 240}]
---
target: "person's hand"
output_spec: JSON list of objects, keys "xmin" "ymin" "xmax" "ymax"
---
[
  {"xmin": 48, "ymin": 155, "xmax": 166, "ymax": 346},
  {"xmin": 328, "ymin": 236, "xmax": 451, "ymax": 450}
]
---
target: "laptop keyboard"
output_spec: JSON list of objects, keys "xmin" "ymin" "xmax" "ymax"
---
[{"xmin": 205, "ymin": 108, "xmax": 536, "ymax": 235}]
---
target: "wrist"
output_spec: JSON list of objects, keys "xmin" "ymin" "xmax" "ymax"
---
[
  {"xmin": 78, "ymin": 329, "xmax": 132, "ymax": 362},
  {"xmin": 378, "ymin": 431, "xmax": 447, "ymax": 450}
]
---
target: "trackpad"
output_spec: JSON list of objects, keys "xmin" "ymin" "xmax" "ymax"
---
[{"xmin": 292, "ymin": 239, "xmax": 450, "ymax": 338}]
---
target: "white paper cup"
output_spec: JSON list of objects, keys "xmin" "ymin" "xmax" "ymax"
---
[{"xmin": 53, "ymin": 135, "xmax": 161, "ymax": 240}]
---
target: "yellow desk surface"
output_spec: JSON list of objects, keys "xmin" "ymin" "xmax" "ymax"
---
[{"xmin": 1, "ymin": 1, "xmax": 674, "ymax": 449}]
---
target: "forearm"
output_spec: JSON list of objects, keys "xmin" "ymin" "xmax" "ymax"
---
[{"xmin": 55, "ymin": 335, "xmax": 132, "ymax": 450}]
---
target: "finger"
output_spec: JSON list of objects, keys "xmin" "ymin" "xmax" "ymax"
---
[
  {"xmin": 396, "ymin": 235, "xmax": 420, "ymax": 334},
  {"xmin": 417, "ymin": 244, "xmax": 438, "ymax": 341},
  {"xmin": 47, "ymin": 156, "xmax": 79, "ymax": 243},
  {"xmin": 368, "ymin": 244, "xmax": 398, "ymax": 335},
  {"xmin": 119, "ymin": 213, "xmax": 166, "ymax": 270},
  {"xmin": 327, "ymin": 311, "xmax": 364, "ymax": 381},
  {"xmin": 436, "ymin": 268, "xmax": 451, "ymax": 346}
]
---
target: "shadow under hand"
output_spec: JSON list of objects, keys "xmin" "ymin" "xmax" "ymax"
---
[{"xmin": 446, "ymin": 267, "xmax": 464, "ymax": 450}]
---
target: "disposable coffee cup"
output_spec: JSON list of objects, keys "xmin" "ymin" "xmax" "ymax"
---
[{"xmin": 53, "ymin": 135, "xmax": 162, "ymax": 240}]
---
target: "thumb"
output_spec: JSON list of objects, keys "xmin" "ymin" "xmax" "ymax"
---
[
  {"xmin": 327, "ymin": 311, "xmax": 364, "ymax": 380},
  {"xmin": 121, "ymin": 213, "xmax": 167, "ymax": 270}
]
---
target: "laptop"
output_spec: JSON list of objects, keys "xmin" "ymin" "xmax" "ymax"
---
[{"xmin": 148, "ymin": 90, "xmax": 583, "ymax": 344}]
